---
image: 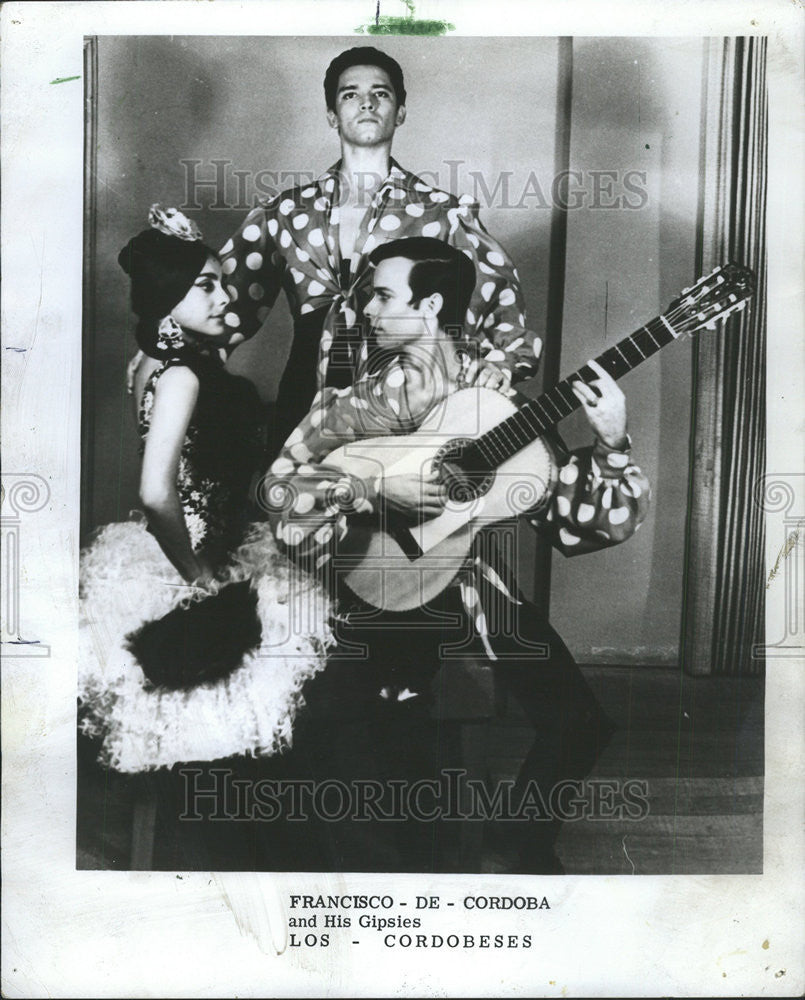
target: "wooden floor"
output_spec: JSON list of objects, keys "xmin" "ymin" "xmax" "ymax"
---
[
  {"xmin": 77, "ymin": 665, "xmax": 764, "ymax": 875},
  {"xmin": 486, "ymin": 666, "xmax": 764, "ymax": 875}
]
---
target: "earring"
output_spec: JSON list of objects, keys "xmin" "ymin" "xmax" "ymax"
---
[{"xmin": 157, "ymin": 315, "xmax": 184, "ymax": 351}]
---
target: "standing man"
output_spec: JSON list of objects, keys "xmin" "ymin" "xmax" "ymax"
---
[
  {"xmin": 220, "ymin": 46, "xmax": 541, "ymax": 453},
  {"xmin": 266, "ymin": 238, "xmax": 650, "ymax": 873}
]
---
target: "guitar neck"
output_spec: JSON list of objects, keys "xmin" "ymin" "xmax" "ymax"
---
[{"xmin": 473, "ymin": 313, "xmax": 681, "ymax": 468}]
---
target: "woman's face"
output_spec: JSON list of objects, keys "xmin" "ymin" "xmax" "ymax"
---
[{"xmin": 171, "ymin": 256, "xmax": 230, "ymax": 340}]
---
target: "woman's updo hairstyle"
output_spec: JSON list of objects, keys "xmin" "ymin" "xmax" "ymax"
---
[{"xmin": 118, "ymin": 205, "xmax": 216, "ymax": 358}]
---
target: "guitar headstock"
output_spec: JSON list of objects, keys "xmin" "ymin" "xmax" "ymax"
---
[{"xmin": 666, "ymin": 262, "xmax": 756, "ymax": 337}]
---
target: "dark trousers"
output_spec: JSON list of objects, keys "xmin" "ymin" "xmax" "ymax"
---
[{"xmin": 262, "ymin": 586, "xmax": 617, "ymax": 872}]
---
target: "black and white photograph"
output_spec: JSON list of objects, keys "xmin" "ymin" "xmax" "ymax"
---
[
  {"xmin": 2, "ymin": 2, "xmax": 803, "ymax": 997},
  {"xmin": 77, "ymin": 32, "xmax": 766, "ymax": 877}
]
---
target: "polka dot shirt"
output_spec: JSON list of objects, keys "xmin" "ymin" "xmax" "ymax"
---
[{"xmin": 220, "ymin": 159, "xmax": 542, "ymax": 392}]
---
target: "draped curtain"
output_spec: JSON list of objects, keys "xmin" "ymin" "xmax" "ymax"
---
[{"xmin": 682, "ymin": 37, "xmax": 767, "ymax": 676}]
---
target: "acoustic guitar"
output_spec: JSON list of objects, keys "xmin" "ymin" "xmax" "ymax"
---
[{"xmin": 322, "ymin": 262, "xmax": 755, "ymax": 610}]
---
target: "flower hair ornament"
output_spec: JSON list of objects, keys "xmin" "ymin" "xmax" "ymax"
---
[{"xmin": 148, "ymin": 204, "xmax": 202, "ymax": 242}]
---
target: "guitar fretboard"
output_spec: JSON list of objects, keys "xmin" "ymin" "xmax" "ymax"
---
[{"xmin": 471, "ymin": 313, "xmax": 680, "ymax": 469}]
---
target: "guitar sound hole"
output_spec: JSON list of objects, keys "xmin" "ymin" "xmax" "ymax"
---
[{"xmin": 435, "ymin": 439, "xmax": 495, "ymax": 503}]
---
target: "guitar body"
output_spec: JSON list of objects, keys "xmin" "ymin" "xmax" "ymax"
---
[{"xmin": 324, "ymin": 387, "xmax": 557, "ymax": 610}]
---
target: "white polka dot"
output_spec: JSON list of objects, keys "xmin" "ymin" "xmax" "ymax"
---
[
  {"xmin": 301, "ymin": 303, "xmax": 315, "ymax": 315},
  {"xmin": 608, "ymin": 451, "xmax": 629, "ymax": 468},
  {"xmin": 405, "ymin": 202, "xmax": 425, "ymax": 217},
  {"xmin": 224, "ymin": 312, "xmax": 239, "ymax": 328},
  {"xmin": 414, "ymin": 182, "xmax": 432, "ymax": 193},
  {"xmin": 349, "ymin": 395, "xmax": 369, "ymax": 409},
  {"xmin": 466, "ymin": 233, "xmax": 480, "ymax": 249},
  {"xmin": 354, "ymin": 498, "xmax": 373, "ymax": 514},
  {"xmin": 270, "ymin": 456, "xmax": 295, "ymax": 475},
  {"xmin": 429, "ymin": 190, "xmax": 449, "ymax": 203},
  {"xmin": 485, "ymin": 349, "xmax": 506, "ymax": 362},
  {"xmin": 222, "ymin": 258, "xmax": 237, "ymax": 275},
  {"xmin": 314, "ymin": 197, "xmax": 328, "ymax": 212},
  {"xmin": 324, "ymin": 178, "xmax": 335, "ymax": 192},
  {"xmin": 379, "ymin": 214, "xmax": 401, "ymax": 231},
  {"xmin": 481, "ymin": 281, "xmax": 495, "ymax": 302},
  {"xmin": 289, "ymin": 267, "xmax": 303, "ymax": 284},
  {"xmin": 293, "ymin": 492, "xmax": 315, "ymax": 514},
  {"xmin": 282, "ymin": 524, "xmax": 306, "ymax": 546},
  {"xmin": 315, "ymin": 524, "xmax": 334, "ymax": 546},
  {"xmin": 220, "ymin": 239, "xmax": 234, "ymax": 255},
  {"xmin": 466, "ymin": 309, "xmax": 476, "ymax": 325},
  {"xmin": 301, "ymin": 186, "xmax": 316, "ymax": 198},
  {"xmin": 248, "ymin": 283, "xmax": 264, "ymax": 300},
  {"xmin": 386, "ymin": 366, "xmax": 405, "ymax": 388},
  {"xmin": 478, "ymin": 261, "xmax": 495, "ymax": 275},
  {"xmin": 462, "ymin": 249, "xmax": 473, "ymax": 259},
  {"xmin": 293, "ymin": 213, "xmax": 309, "ymax": 230},
  {"xmin": 286, "ymin": 427, "xmax": 304, "ymax": 446},
  {"xmin": 280, "ymin": 230, "xmax": 292, "ymax": 248},
  {"xmin": 242, "ymin": 224, "xmax": 261, "ymax": 242},
  {"xmin": 577, "ymin": 503, "xmax": 596, "ymax": 523},
  {"xmin": 518, "ymin": 313, "xmax": 526, "ymax": 326},
  {"xmin": 559, "ymin": 463, "xmax": 579, "ymax": 485},
  {"xmin": 342, "ymin": 307, "xmax": 356, "ymax": 326},
  {"xmin": 602, "ymin": 487, "xmax": 613, "ymax": 509},
  {"xmin": 609, "ymin": 506, "xmax": 630, "ymax": 525},
  {"xmin": 621, "ymin": 480, "xmax": 642, "ymax": 498},
  {"xmin": 459, "ymin": 192, "xmax": 475, "ymax": 206},
  {"xmin": 463, "ymin": 585, "xmax": 480, "ymax": 607},
  {"xmin": 279, "ymin": 198, "xmax": 295, "ymax": 215},
  {"xmin": 533, "ymin": 339, "xmax": 543, "ymax": 357},
  {"xmin": 330, "ymin": 208, "xmax": 340, "ymax": 226},
  {"xmin": 556, "ymin": 495, "xmax": 571, "ymax": 517},
  {"xmin": 309, "ymin": 408, "xmax": 324, "ymax": 427},
  {"xmin": 225, "ymin": 285, "xmax": 238, "ymax": 301},
  {"xmin": 484, "ymin": 314, "xmax": 496, "ymax": 329},
  {"xmin": 499, "ymin": 288, "xmax": 516, "ymax": 306},
  {"xmin": 228, "ymin": 333, "xmax": 245, "ymax": 346},
  {"xmin": 316, "ymin": 267, "xmax": 330, "ymax": 281},
  {"xmin": 388, "ymin": 397, "xmax": 400, "ymax": 415},
  {"xmin": 245, "ymin": 252, "xmax": 263, "ymax": 270},
  {"xmin": 267, "ymin": 218, "xmax": 279, "ymax": 238},
  {"xmin": 316, "ymin": 552, "xmax": 331, "ymax": 568},
  {"xmin": 421, "ymin": 221, "xmax": 441, "ymax": 238},
  {"xmin": 559, "ymin": 527, "xmax": 581, "ymax": 546},
  {"xmin": 295, "ymin": 246, "xmax": 310, "ymax": 262},
  {"xmin": 308, "ymin": 280, "xmax": 326, "ymax": 296},
  {"xmin": 487, "ymin": 250, "xmax": 505, "ymax": 267},
  {"xmin": 504, "ymin": 337, "xmax": 524, "ymax": 353}
]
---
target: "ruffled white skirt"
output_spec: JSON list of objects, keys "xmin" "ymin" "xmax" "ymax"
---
[{"xmin": 79, "ymin": 517, "xmax": 333, "ymax": 772}]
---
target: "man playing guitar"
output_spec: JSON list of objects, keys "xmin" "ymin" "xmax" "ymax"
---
[{"xmin": 265, "ymin": 236, "xmax": 649, "ymax": 873}]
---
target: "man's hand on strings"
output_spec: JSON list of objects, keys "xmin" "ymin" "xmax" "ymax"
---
[
  {"xmin": 460, "ymin": 358, "xmax": 513, "ymax": 393},
  {"xmin": 571, "ymin": 359, "xmax": 628, "ymax": 449}
]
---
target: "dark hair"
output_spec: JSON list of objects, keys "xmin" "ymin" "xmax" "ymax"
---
[
  {"xmin": 118, "ymin": 227, "xmax": 217, "ymax": 358},
  {"xmin": 368, "ymin": 237, "xmax": 476, "ymax": 335},
  {"xmin": 324, "ymin": 46, "xmax": 406, "ymax": 112}
]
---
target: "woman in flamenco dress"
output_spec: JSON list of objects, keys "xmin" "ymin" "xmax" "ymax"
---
[{"xmin": 78, "ymin": 207, "xmax": 332, "ymax": 867}]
